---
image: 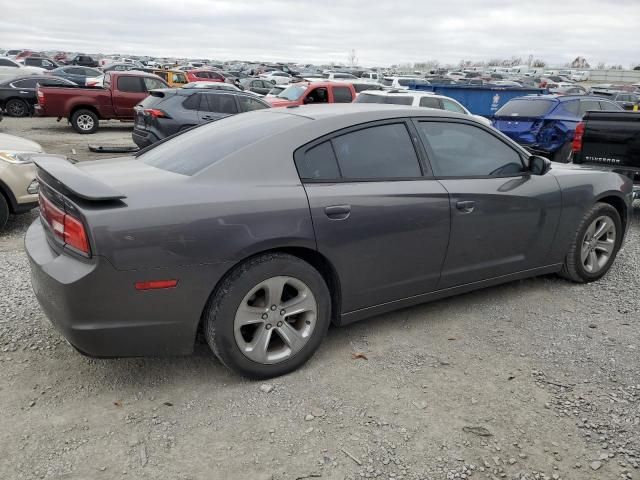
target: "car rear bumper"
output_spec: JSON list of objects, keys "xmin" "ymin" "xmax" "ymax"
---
[
  {"xmin": 132, "ymin": 129, "xmax": 159, "ymax": 149},
  {"xmin": 25, "ymin": 218, "xmax": 229, "ymax": 357}
]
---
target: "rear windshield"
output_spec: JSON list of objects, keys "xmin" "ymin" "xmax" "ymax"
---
[
  {"xmin": 139, "ymin": 112, "xmax": 301, "ymax": 176},
  {"xmin": 495, "ymin": 99, "xmax": 555, "ymax": 117},
  {"xmin": 355, "ymin": 93, "xmax": 413, "ymax": 105}
]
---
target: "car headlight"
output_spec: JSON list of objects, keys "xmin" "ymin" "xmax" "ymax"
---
[{"xmin": 0, "ymin": 151, "xmax": 35, "ymax": 164}]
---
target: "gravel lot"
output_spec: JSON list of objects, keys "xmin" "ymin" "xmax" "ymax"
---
[{"xmin": 1, "ymin": 117, "xmax": 639, "ymax": 480}]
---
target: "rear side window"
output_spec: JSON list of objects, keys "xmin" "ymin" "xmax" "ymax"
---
[
  {"xmin": 11, "ymin": 78, "xmax": 38, "ymax": 88},
  {"xmin": 599, "ymin": 101, "xmax": 621, "ymax": 111},
  {"xmin": 418, "ymin": 122, "xmax": 524, "ymax": 177},
  {"xmin": 67, "ymin": 67, "xmax": 85, "ymax": 75},
  {"xmin": 118, "ymin": 76, "xmax": 144, "ymax": 92},
  {"xmin": 442, "ymin": 99, "xmax": 466, "ymax": 113},
  {"xmin": 332, "ymin": 123, "xmax": 421, "ymax": 179},
  {"xmin": 332, "ymin": 87, "xmax": 353, "ymax": 103},
  {"xmin": 295, "ymin": 141, "xmax": 341, "ymax": 180},
  {"xmin": 140, "ymin": 113, "xmax": 303, "ymax": 176},
  {"xmin": 0, "ymin": 59, "xmax": 16, "ymax": 67},
  {"xmin": 495, "ymin": 99, "xmax": 554, "ymax": 117},
  {"xmin": 419, "ymin": 97, "xmax": 441, "ymax": 108},
  {"xmin": 355, "ymin": 94, "xmax": 412, "ymax": 105},
  {"xmin": 182, "ymin": 93, "xmax": 201, "ymax": 110},
  {"xmin": 563, "ymin": 100, "xmax": 579, "ymax": 115},
  {"xmin": 237, "ymin": 96, "xmax": 268, "ymax": 112},
  {"xmin": 204, "ymin": 94, "xmax": 238, "ymax": 114},
  {"xmin": 579, "ymin": 100, "xmax": 601, "ymax": 116}
]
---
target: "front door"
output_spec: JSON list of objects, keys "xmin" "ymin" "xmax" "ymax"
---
[
  {"xmin": 414, "ymin": 119, "xmax": 562, "ymax": 288},
  {"xmin": 296, "ymin": 120, "xmax": 451, "ymax": 312}
]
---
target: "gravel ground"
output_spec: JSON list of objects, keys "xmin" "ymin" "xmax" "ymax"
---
[{"xmin": 0, "ymin": 117, "xmax": 639, "ymax": 480}]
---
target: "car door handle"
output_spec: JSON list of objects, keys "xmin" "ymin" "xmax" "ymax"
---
[
  {"xmin": 324, "ymin": 205, "xmax": 351, "ymax": 220},
  {"xmin": 456, "ymin": 200, "xmax": 475, "ymax": 213},
  {"xmin": 201, "ymin": 115, "xmax": 214, "ymax": 120}
]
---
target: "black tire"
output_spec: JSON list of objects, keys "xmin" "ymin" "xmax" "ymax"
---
[
  {"xmin": 552, "ymin": 141, "xmax": 572, "ymax": 164},
  {"xmin": 5, "ymin": 98, "xmax": 30, "ymax": 117},
  {"xmin": 560, "ymin": 202, "xmax": 622, "ymax": 283},
  {"xmin": 70, "ymin": 109, "xmax": 99, "ymax": 134},
  {"xmin": 0, "ymin": 194, "xmax": 9, "ymax": 231},
  {"xmin": 203, "ymin": 253, "xmax": 331, "ymax": 379}
]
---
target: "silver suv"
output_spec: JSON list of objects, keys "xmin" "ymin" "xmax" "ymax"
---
[{"xmin": 0, "ymin": 133, "xmax": 43, "ymax": 229}]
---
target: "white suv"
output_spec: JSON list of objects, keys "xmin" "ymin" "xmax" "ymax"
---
[
  {"xmin": 355, "ymin": 90, "xmax": 492, "ymax": 127},
  {"xmin": 381, "ymin": 76, "xmax": 431, "ymax": 90}
]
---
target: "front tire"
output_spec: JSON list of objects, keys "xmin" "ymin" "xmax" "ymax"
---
[
  {"xmin": 203, "ymin": 253, "xmax": 331, "ymax": 379},
  {"xmin": 0, "ymin": 194, "xmax": 9, "ymax": 230},
  {"xmin": 560, "ymin": 202, "xmax": 622, "ymax": 283},
  {"xmin": 71, "ymin": 109, "xmax": 99, "ymax": 134}
]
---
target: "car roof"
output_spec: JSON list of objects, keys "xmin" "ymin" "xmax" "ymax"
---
[
  {"xmin": 259, "ymin": 103, "xmax": 460, "ymax": 120},
  {"xmin": 360, "ymin": 90, "xmax": 437, "ymax": 97}
]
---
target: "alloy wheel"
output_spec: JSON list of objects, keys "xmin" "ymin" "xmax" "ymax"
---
[
  {"xmin": 77, "ymin": 114, "xmax": 95, "ymax": 131},
  {"xmin": 234, "ymin": 276, "xmax": 317, "ymax": 364},
  {"xmin": 7, "ymin": 101, "xmax": 26, "ymax": 117},
  {"xmin": 581, "ymin": 215, "xmax": 616, "ymax": 274}
]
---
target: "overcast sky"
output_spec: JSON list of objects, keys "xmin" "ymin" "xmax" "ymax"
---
[{"xmin": 2, "ymin": 0, "xmax": 638, "ymax": 67}]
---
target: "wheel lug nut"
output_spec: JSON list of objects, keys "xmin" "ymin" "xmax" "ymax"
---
[
  {"xmin": 261, "ymin": 313, "xmax": 268, "ymax": 320},
  {"xmin": 277, "ymin": 321, "xmax": 283, "ymax": 327},
  {"xmin": 280, "ymin": 309, "xmax": 286, "ymax": 316},
  {"xmin": 265, "ymin": 324, "xmax": 272, "ymax": 330},
  {"xmin": 270, "ymin": 305, "xmax": 277, "ymax": 311}
]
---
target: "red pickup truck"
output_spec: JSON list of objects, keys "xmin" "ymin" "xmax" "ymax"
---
[
  {"xmin": 35, "ymin": 71, "xmax": 168, "ymax": 133},
  {"xmin": 267, "ymin": 81, "xmax": 356, "ymax": 107}
]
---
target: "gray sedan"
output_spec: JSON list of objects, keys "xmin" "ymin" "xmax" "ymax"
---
[{"xmin": 26, "ymin": 105, "xmax": 633, "ymax": 378}]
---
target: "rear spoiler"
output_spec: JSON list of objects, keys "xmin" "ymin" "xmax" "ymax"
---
[{"xmin": 33, "ymin": 155, "xmax": 126, "ymax": 201}]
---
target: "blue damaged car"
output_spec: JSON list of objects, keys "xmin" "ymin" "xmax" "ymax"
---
[{"xmin": 493, "ymin": 95, "xmax": 622, "ymax": 163}]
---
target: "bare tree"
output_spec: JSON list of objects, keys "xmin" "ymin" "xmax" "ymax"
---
[
  {"xmin": 596, "ymin": 62, "xmax": 606, "ymax": 70},
  {"xmin": 532, "ymin": 59, "xmax": 546, "ymax": 67},
  {"xmin": 347, "ymin": 49, "xmax": 358, "ymax": 68}
]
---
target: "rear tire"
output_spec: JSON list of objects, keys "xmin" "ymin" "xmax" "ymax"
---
[
  {"xmin": 552, "ymin": 141, "xmax": 572, "ymax": 163},
  {"xmin": 203, "ymin": 253, "xmax": 331, "ymax": 379},
  {"xmin": 560, "ymin": 202, "xmax": 622, "ymax": 283},
  {"xmin": 0, "ymin": 194, "xmax": 9, "ymax": 231},
  {"xmin": 5, "ymin": 99, "xmax": 30, "ymax": 117},
  {"xmin": 71, "ymin": 109, "xmax": 99, "ymax": 134}
]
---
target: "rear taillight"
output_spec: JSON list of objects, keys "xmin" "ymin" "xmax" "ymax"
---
[
  {"xmin": 144, "ymin": 108, "xmax": 170, "ymax": 119},
  {"xmin": 38, "ymin": 192, "xmax": 90, "ymax": 256},
  {"xmin": 572, "ymin": 122, "xmax": 585, "ymax": 153},
  {"xmin": 37, "ymin": 89, "xmax": 44, "ymax": 106}
]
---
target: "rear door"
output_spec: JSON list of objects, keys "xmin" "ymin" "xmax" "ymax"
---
[
  {"xmin": 197, "ymin": 93, "xmax": 238, "ymax": 123},
  {"xmin": 297, "ymin": 120, "xmax": 451, "ymax": 312},
  {"xmin": 415, "ymin": 119, "xmax": 562, "ymax": 288},
  {"xmin": 330, "ymin": 85, "xmax": 354, "ymax": 103},
  {"xmin": 113, "ymin": 76, "xmax": 147, "ymax": 118}
]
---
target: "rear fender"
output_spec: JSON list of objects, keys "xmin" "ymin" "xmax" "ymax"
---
[{"xmin": 538, "ymin": 121, "xmax": 572, "ymax": 152}]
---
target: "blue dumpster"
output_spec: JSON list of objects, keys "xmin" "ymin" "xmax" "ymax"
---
[{"xmin": 410, "ymin": 85, "xmax": 548, "ymax": 117}]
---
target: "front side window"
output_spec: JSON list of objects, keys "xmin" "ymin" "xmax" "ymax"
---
[
  {"xmin": 332, "ymin": 123, "xmax": 422, "ymax": 179},
  {"xmin": 418, "ymin": 122, "xmax": 524, "ymax": 177},
  {"xmin": 0, "ymin": 58, "xmax": 17, "ymax": 67},
  {"xmin": 332, "ymin": 86, "xmax": 353, "ymax": 103},
  {"xmin": 117, "ymin": 76, "xmax": 144, "ymax": 92},
  {"xmin": 306, "ymin": 87, "xmax": 328, "ymax": 104}
]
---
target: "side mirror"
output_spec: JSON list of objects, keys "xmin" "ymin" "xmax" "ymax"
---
[{"xmin": 529, "ymin": 155, "xmax": 552, "ymax": 175}]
